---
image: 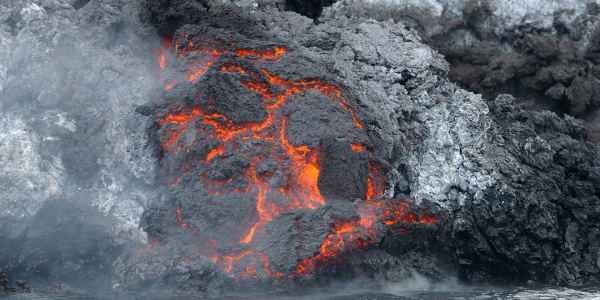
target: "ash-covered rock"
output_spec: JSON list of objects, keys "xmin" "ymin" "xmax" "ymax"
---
[{"xmin": 321, "ymin": 0, "xmax": 600, "ymax": 146}]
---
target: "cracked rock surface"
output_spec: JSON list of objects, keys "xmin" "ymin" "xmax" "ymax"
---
[
  {"xmin": 322, "ymin": 0, "xmax": 600, "ymax": 146},
  {"xmin": 1, "ymin": 0, "xmax": 600, "ymax": 295}
]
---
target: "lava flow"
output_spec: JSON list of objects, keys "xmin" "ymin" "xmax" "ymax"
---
[
  {"xmin": 147, "ymin": 32, "xmax": 436, "ymax": 280},
  {"xmin": 292, "ymin": 198, "xmax": 436, "ymax": 277}
]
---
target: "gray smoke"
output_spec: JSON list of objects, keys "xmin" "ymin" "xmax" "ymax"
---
[{"xmin": 0, "ymin": 0, "xmax": 163, "ymax": 290}]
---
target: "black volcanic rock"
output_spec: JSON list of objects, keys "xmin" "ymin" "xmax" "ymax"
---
[
  {"xmin": 464, "ymin": 94, "xmax": 600, "ymax": 285},
  {"xmin": 112, "ymin": 2, "xmax": 600, "ymax": 293},
  {"xmin": 317, "ymin": 139, "xmax": 369, "ymax": 203},
  {"xmin": 284, "ymin": 0, "xmax": 338, "ymax": 20},
  {"xmin": 320, "ymin": 0, "xmax": 600, "ymax": 146},
  {"xmin": 140, "ymin": 0, "xmax": 211, "ymax": 37},
  {"xmin": 1, "ymin": 0, "xmax": 600, "ymax": 295},
  {"xmin": 0, "ymin": 267, "xmax": 32, "ymax": 294},
  {"xmin": 0, "ymin": 267, "xmax": 8, "ymax": 294}
]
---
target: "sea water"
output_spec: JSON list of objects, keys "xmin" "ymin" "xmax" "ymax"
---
[{"xmin": 2, "ymin": 286, "xmax": 600, "ymax": 300}]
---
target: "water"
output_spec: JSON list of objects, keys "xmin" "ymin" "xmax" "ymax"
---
[{"xmin": 3, "ymin": 286, "xmax": 600, "ymax": 300}]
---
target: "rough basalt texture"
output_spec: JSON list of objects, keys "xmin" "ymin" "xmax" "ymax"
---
[
  {"xmin": 443, "ymin": 94, "xmax": 600, "ymax": 284},
  {"xmin": 2, "ymin": 0, "xmax": 600, "ymax": 295},
  {"xmin": 284, "ymin": 0, "xmax": 337, "ymax": 20},
  {"xmin": 321, "ymin": 0, "xmax": 600, "ymax": 146},
  {"xmin": 116, "ymin": 0, "xmax": 600, "ymax": 294},
  {"xmin": 114, "ymin": 12, "xmax": 452, "ymax": 294}
]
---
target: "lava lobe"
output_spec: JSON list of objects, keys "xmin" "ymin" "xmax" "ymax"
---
[{"xmin": 131, "ymin": 24, "xmax": 439, "ymax": 287}]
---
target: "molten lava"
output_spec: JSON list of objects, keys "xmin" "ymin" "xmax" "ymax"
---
[
  {"xmin": 291, "ymin": 199, "xmax": 437, "ymax": 276},
  {"xmin": 156, "ymin": 38, "xmax": 172, "ymax": 81},
  {"xmin": 151, "ymin": 33, "xmax": 437, "ymax": 280}
]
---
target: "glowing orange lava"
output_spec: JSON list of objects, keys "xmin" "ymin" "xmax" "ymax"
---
[
  {"xmin": 350, "ymin": 143, "xmax": 364, "ymax": 152},
  {"xmin": 136, "ymin": 236, "xmax": 163, "ymax": 255},
  {"xmin": 292, "ymin": 199, "xmax": 437, "ymax": 276},
  {"xmin": 152, "ymin": 33, "xmax": 437, "ymax": 280},
  {"xmin": 155, "ymin": 38, "xmax": 173, "ymax": 81},
  {"xmin": 366, "ymin": 163, "xmax": 385, "ymax": 200}
]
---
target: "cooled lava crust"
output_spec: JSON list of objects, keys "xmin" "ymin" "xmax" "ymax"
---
[{"xmin": 129, "ymin": 23, "xmax": 444, "ymax": 290}]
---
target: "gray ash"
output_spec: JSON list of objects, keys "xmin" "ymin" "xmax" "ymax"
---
[{"xmin": 320, "ymin": 0, "xmax": 600, "ymax": 146}]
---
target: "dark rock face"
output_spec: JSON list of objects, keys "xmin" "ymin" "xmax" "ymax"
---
[
  {"xmin": 317, "ymin": 139, "xmax": 369, "ymax": 203},
  {"xmin": 320, "ymin": 0, "xmax": 600, "ymax": 146},
  {"xmin": 315, "ymin": 2, "xmax": 600, "ymax": 284},
  {"xmin": 284, "ymin": 0, "xmax": 338, "ymax": 20},
  {"xmin": 112, "ymin": 0, "xmax": 600, "ymax": 294},
  {"xmin": 443, "ymin": 32, "xmax": 598, "ymax": 121},
  {"xmin": 451, "ymin": 94, "xmax": 600, "ymax": 284},
  {"xmin": 0, "ymin": 267, "xmax": 32, "ymax": 294}
]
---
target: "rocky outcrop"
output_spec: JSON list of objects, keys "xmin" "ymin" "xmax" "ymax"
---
[
  {"xmin": 0, "ymin": 267, "xmax": 32, "ymax": 294},
  {"xmin": 116, "ymin": 0, "xmax": 600, "ymax": 294},
  {"xmin": 321, "ymin": 0, "xmax": 600, "ymax": 146}
]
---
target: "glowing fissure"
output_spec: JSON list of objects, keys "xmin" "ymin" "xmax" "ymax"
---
[
  {"xmin": 155, "ymin": 38, "xmax": 172, "ymax": 81},
  {"xmin": 151, "ymin": 33, "xmax": 436, "ymax": 280},
  {"xmin": 292, "ymin": 199, "xmax": 437, "ymax": 277}
]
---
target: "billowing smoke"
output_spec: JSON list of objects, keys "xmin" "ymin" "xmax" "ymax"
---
[{"xmin": 0, "ymin": 0, "xmax": 165, "ymax": 291}]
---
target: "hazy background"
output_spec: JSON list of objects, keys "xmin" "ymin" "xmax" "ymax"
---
[{"xmin": 0, "ymin": 0, "xmax": 164, "ymax": 290}]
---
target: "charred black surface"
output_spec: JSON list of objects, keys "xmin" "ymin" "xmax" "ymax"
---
[
  {"xmin": 469, "ymin": 95, "xmax": 600, "ymax": 285},
  {"xmin": 140, "ymin": 0, "xmax": 211, "ymax": 37},
  {"xmin": 285, "ymin": 0, "xmax": 337, "ymax": 20},
  {"xmin": 141, "ymin": 0, "xmax": 268, "ymax": 39},
  {"xmin": 317, "ymin": 139, "xmax": 369, "ymax": 203}
]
